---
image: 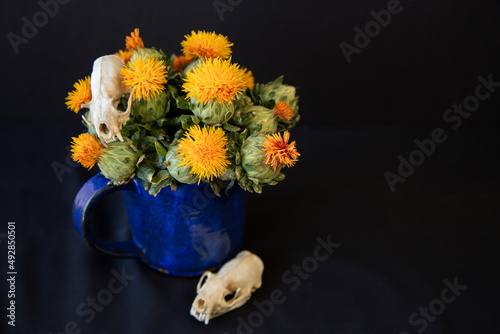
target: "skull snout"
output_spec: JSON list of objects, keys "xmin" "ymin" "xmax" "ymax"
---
[
  {"xmin": 196, "ymin": 298, "xmax": 206, "ymax": 311},
  {"xmin": 191, "ymin": 296, "xmax": 212, "ymax": 325},
  {"xmin": 99, "ymin": 123, "xmax": 109, "ymax": 135}
]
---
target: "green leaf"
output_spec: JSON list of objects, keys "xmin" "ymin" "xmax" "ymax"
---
[
  {"xmin": 274, "ymin": 173, "xmax": 286, "ymax": 182},
  {"xmin": 248, "ymin": 123, "xmax": 262, "ymax": 134},
  {"xmin": 191, "ymin": 115, "xmax": 200, "ymax": 125},
  {"xmin": 156, "ymin": 118, "xmax": 166, "ymax": 127},
  {"xmin": 226, "ymin": 141, "xmax": 237, "ymax": 157},
  {"xmin": 210, "ymin": 179, "xmax": 223, "ymax": 197},
  {"xmin": 167, "ymin": 84, "xmax": 179, "ymax": 99},
  {"xmin": 174, "ymin": 129, "xmax": 184, "ymax": 140},
  {"xmin": 165, "ymin": 100, "xmax": 171, "ymax": 114},
  {"xmin": 120, "ymin": 121, "xmax": 138, "ymax": 137},
  {"xmin": 238, "ymin": 177, "xmax": 252, "ymax": 192},
  {"xmin": 169, "ymin": 181, "xmax": 177, "ymax": 191},
  {"xmin": 154, "ymin": 140, "xmax": 167, "ymax": 157},
  {"xmin": 131, "ymin": 130, "xmax": 142, "ymax": 142},
  {"xmin": 264, "ymin": 99, "xmax": 276, "ymax": 110},
  {"xmin": 149, "ymin": 178, "xmax": 171, "ymax": 196},
  {"xmin": 138, "ymin": 136, "xmax": 157, "ymax": 154},
  {"xmin": 240, "ymin": 112, "xmax": 255, "ymax": 125},
  {"xmin": 235, "ymin": 166, "xmax": 244, "ymax": 180},
  {"xmin": 158, "ymin": 116, "xmax": 182, "ymax": 127},
  {"xmin": 252, "ymin": 182, "xmax": 262, "ymax": 194},
  {"xmin": 138, "ymin": 123, "xmax": 153, "ymax": 131},
  {"xmin": 248, "ymin": 177, "xmax": 260, "ymax": 183},
  {"xmin": 180, "ymin": 114, "xmax": 195, "ymax": 129},
  {"xmin": 220, "ymin": 166, "xmax": 236, "ymax": 180},
  {"xmin": 141, "ymin": 179, "xmax": 151, "ymax": 190},
  {"xmin": 277, "ymin": 114, "xmax": 300, "ymax": 132},
  {"xmin": 151, "ymin": 129, "xmax": 167, "ymax": 141},
  {"xmin": 235, "ymin": 151, "xmax": 241, "ymax": 165},
  {"xmin": 225, "ymin": 180, "xmax": 235, "ymax": 196},
  {"xmin": 239, "ymin": 129, "xmax": 249, "ymax": 143},
  {"xmin": 223, "ymin": 123, "xmax": 240, "ymax": 132},
  {"xmin": 175, "ymin": 96, "xmax": 190, "ymax": 110},
  {"xmin": 167, "ymin": 71, "xmax": 182, "ymax": 81},
  {"xmin": 146, "ymin": 152, "xmax": 166, "ymax": 169},
  {"xmin": 160, "ymin": 139, "xmax": 170, "ymax": 148},
  {"xmin": 136, "ymin": 160, "xmax": 155, "ymax": 183},
  {"xmin": 152, "ymin": 170, "xmax": 170, "ymax": 184}
]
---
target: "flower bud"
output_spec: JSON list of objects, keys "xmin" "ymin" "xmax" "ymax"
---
[
  {"xmin": 240, "ymin": 133, "xmax": 281, "ymax": 183},
  {"xmin": 97, "ymin": 139, "xmax": 140, "ymax": 183},
  {"xmin": 131, "ymin": 91, "xmax": 168, "ymax": 122},
  {"xmin": 189, "ymin": 98, "xmax": 235, "ymax": 125},
  {"xmin": 165, "ymin": 145, "xmax": 199, "ymax": 184},
  {"xmin": 244, "ymin": 105, "xmax": 278, "ymax": 134},
  {"xmin": 131, "ymin": 47, "xmax": 167, "ymax": 63}
]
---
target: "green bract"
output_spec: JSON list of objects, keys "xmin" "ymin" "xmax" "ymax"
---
[
  {"xmin": 131, "ymin": 91, "xmax": 168, "ymax": 122},
  {"xmin": 255, "ymin": 76, "xmax": 299, "ymax": 113},
  {"xmin": 189, "ymin": 99, "xmax": 235, "ymax": 125},
  {"xmin": 165, "ymin": 145, "xmax": 199, "ymax": 184},
  {"xmin": 242, "ymin": 105, "xmax": 278, "ymax": 134},
  {"xmin": 132, "ymin": 47, "xmax": 168, "ymax": 63},
  {"xmin": 97, "ymin": 139, "xmax": 140, "ymax": 183}
]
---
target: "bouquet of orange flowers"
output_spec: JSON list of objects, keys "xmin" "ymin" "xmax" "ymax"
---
[{"xmin": 66, "ymin": 29, "xmax": 300, "ymax": 196}]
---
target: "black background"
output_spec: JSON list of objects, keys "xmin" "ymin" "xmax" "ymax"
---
[{"xmin": 1, "ymin": 0, "xmax": 500, "ymax": 333}]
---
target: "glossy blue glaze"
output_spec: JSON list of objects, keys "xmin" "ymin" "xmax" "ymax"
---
[{"xmin": 73, "ymin": 174, "xmax": 246, "ymax": 276}]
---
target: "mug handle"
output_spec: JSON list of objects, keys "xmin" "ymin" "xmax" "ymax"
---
[{"xmin": 72, "ymin": 173, "xmax": 146, "ymax": 259}]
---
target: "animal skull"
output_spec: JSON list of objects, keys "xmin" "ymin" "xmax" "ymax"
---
[
  {"xmin": 191, "ymin": 250, "xmax": 264, "ymax": 325},
  {"xmin": 81, "ymin": 54, "xmax": 132, "ymax": 145}
]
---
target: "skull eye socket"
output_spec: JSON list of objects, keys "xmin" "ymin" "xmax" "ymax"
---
[
  {"xmin": 224, "ymin": 291, "xmax": 236, "ymax": 303},
  {"xmin": 197, "ymin": 273, "xmax": 209, "ymax": 291}
]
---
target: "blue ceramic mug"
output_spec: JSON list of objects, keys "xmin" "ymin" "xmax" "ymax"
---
[{"xmin": 72, "ymin": 174, "xmax": 246, "ymax": 276}]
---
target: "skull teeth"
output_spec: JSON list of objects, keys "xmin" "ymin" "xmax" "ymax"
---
[{"xmin": 191, "ymin": 308, "xmax": 211, "ymax": 325}]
